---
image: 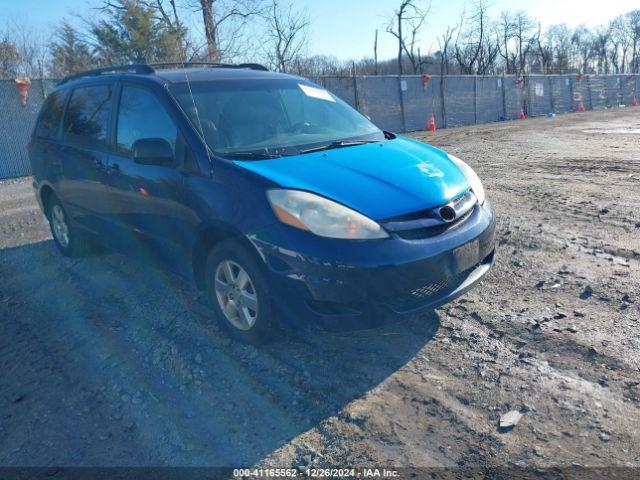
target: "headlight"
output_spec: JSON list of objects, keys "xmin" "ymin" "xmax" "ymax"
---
[
  {"xmin": 267, "ymin": 189, "xmax": 389, "ymax": 239},
  {"xmin": 447, "ymin": 154, "xmax": 485, "ymax": 205}
]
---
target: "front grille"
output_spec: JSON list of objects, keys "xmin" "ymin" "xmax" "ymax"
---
[
  {"xmin": 396, "ymin": 208, "xmax": 474, "ymax": 240},
  {"xmin": 380, "ymin": 190, "xmax": 477, "ymax": 240}
]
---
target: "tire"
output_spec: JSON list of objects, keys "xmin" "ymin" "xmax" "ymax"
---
[
  {"xmin": 204, "ymin": 238, "xmax": 276, "ymax": 345},
  {"xmin": 46, "ymin": 196, "xmax": 92, "ymax": 258}
]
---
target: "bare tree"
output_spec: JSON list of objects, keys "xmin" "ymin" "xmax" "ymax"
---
[
  {"xmin": 198, "ymin": 0, "xmax": 220, "ymax": 60},
  {"xmin": 454, "ymin": 1, "xmax": 492, "ymax": 74},
  {"xmin": 261, "ymin": 0, "xmax": 309, "ymax": 72},
  {"xmin": 437, "ymin": 24, "xmax": 458, "ymax": 75},
  {"xmin": 534, "ymin": 23, "xmax": 554, "ymax": 73},
  {"xmin": 188, "ymin": 0, "xmax": 265, "ymax": 62},
  {"xmin": 0, "ymin": 20, "xmax": 47, "ymax": 77},
  {"xmin": 512, "ymin": 11, "xmax": 536, "ymax": 75},
  {"xmin": 386, "ymin": 0, "xmax": 431, "ymax": 75},
  {"xmin": 0, "ymin": 36, "xmax": 20, "ymax": 77},
  {"xmin": 592, "ymin": 27, "xmax": 611, "ymax": 73},
  {"xmin": 144, "ymin": 0, "xmax": 181, "ymax": 29},
  {"xmin": 291, "ymin": 54, "xmax": 350, "ymax": 77},
  {"xmin": 610, "ymin": 16, "xmax": 630, "ymax": 73},
  {"xmin": 496, "ymin": 11, "xmax": 515, "ymax": 73},
  {"xmin": 546, "ymin": 24, "xmax": 572, "ymax": 73},
  {"xmin": 571, "ymin": 26, "xmax": 594, "ymax": 73},
  {"xmin": 628, "ymin": 10, "xmax": 640, "ymax": 73}
]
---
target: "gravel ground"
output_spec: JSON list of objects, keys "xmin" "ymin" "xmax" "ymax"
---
[{"xmin": 0, "ymin": 108, "xmax": 639, "ymax": 471}]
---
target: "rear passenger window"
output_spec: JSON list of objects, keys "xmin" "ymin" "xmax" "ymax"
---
[
  {"xmin": 116, "ymin": 86, "xmax": 177, "ymax": 157},
  {"xmin": 63, "ymin": 85, "xmax": 113, "ymax": 148},
  {"xmin": 35, "ymin": 90, "xmax": 67, "ymax": 140}
]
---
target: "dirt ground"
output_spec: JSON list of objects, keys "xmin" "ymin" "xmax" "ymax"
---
[{"xmin": 0, "ymin": 108, "xmax": 638, "ymax": 472}]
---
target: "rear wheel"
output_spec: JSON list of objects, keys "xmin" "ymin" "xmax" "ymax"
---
[
  {"xmin": 46, "ymin": 196, "xmax": 92, "ymax": 257},
  {"xmin": 204, "ymin": 239, "xmax": 276, "ymax": 344}
]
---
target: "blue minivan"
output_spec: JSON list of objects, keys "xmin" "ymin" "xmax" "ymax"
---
[{"xmin": 29, "ymin": 63, "xmax": 495, "ymax": 344}]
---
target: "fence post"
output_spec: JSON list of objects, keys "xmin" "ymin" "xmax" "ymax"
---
[
  {"xmin": 619, "ymin": 76, "xmax": 623, "ymax": 106},
  {"xmin": 587, "ymin": 75, "xmax": 593, "ymax": 110},
  {"xmin": 440, "ymin": 75, "xmax": 447, "ymax": 129},
  {"xmin": 473, "ymin": 76, "xmax": 478, "ymax": 124},
  {"xmin": 398, "ymin": 76, "xmax": 407, "ymax": 132},
  {"xmin": 351, "ymin": 62, "xmax": 359, "ymax": 111},
  {"xmin": 501, "ymin": 74, "xmax": 507, "ymax": 120},
  {"xmin": 522, "ymin": 74, "xmax": 533, "ymax": 117},
  {"xmin": 569, "ymin": 75, "xmax": 575, "ymax": 112},
  {"xmin": 547, "ymin": 76, "xmax": 554, "ymax": 114}
]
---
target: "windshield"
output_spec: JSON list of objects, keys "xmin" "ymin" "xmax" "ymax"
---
[{"xmin": 169, "ymin": 78, "xmax": 384, "ymax": 158}]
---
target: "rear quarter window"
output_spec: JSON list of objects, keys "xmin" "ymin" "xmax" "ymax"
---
[
  {"xmin": 35, "ymin": 90, "xmax": 67, "ymax": 140},
  {"xmin": 63, "ymin": 84, "xmax": 113, "ymax": 149}
]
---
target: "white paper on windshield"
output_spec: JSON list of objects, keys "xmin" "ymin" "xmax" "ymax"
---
[{"xmin": 299, "ymin": 84, "xmax": 336, "ymax": 102}]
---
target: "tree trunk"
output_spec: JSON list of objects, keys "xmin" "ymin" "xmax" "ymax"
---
[
  {"xmin": 397, "ymin": 11, "xmax": 403, "ymax": 75},
  {"xmin": 373, "ymin": 29, "xmax": 378, "ymax": 75},
  {"xmin": 200, "ymin": 0, "xmax": 220, "ymax": 61}
]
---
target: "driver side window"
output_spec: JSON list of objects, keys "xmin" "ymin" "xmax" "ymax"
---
[{"xmin": 116, "ymin": 85, "xmax": 178, "ymax": 160}]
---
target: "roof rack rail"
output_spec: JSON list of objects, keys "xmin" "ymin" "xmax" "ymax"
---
[
  {"xmin": 149, "ymin": 62, "xmax": 269, "ymax": 71},
  {"xmin": 56, "ymin": 62, "xmax": 269, "ymax": 86},
  {"xmin": 57, "ymin": 64, "xmax": 154, "ymax": 86}
]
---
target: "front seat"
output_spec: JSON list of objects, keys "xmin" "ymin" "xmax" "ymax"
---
[{"xmin": 219, "ymin": 93, "xmax": 284, "ymax": 149}]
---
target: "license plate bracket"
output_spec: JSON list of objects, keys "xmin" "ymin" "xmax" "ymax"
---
[{"xmin": 454, "ymin": 241, "xmax": 480, "ymax": 271}]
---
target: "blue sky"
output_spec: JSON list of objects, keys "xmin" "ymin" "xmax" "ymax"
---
[{"xmin": 4, "ymin": 0, "xmax": 636, "ymax": 60}]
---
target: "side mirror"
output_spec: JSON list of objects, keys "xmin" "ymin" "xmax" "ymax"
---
[{"xmin": 132, "ymin": 138, "xmax": 174, "ymax": 166}]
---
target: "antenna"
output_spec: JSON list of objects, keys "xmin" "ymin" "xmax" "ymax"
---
[{"xmin": 183, "ymin": 71, "xmax": 214, "ymax": 176}]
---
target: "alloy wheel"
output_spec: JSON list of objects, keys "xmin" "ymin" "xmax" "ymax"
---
[
  {"xmin": 51, "ymin": 204, "xmax": 70, "ymax": 248},
  {"xmin": 214, "ymin": 260, "xmax": 259, "ymax": 331}
]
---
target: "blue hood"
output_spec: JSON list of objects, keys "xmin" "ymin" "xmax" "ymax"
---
[{"xmin": 234, "ymin": 136, "xmax": 469, "ymax": 220}]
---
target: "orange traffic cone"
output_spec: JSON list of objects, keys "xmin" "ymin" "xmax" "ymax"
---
[
  {"xmin": 578, "ymin": 101, "xmax": 585, "ymax": 112},
  {"xmin": 632, "ymin": 96, "xmax": 638, "ymax": 107},
  {"xmin": 428, "ymin": 113, "xmax": 436, "ymax": 132},
  {"xmin": 519, "ymin": 108, "xmax": 527, "ymax": 119}
]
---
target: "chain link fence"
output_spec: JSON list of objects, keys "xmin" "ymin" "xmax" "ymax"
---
[
  {"xmin": 0, "ymin": 74, "xmax": 639, "ymax": 179},
  {"xmin": 318, "ymin": 73, "xmax": 640, "ymax": 132},
  {"xmin": 0, "ymin": 80, "xmax": 57, "ymax": 180}
]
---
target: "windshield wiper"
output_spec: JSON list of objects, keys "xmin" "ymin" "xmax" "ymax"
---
[
  {"xmin": 223, "ymin": 150, "xmax": 283, "ymax": 160},
  {"xmin": 299, "ymin": 140, "xmax": 380, "ymax": 154}
]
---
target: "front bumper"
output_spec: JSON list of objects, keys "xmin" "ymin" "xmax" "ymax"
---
[{"xmin": 250, "ymin": 200, "xmax": 496, "ymax": 331}]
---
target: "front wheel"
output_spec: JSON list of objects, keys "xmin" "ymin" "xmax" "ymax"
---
[{"xmin": 204, "ymin": 239, "xmax": 276, "ymax": 345}]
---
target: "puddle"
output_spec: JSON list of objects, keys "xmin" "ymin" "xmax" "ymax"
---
[{"xmin": 583, "ymin": 128, "xmax": 640, "ymax": 134}]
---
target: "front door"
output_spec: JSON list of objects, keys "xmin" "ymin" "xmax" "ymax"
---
[{"xmin": 106, "ymin": 83, "xmax": 192, "ymax": 273}]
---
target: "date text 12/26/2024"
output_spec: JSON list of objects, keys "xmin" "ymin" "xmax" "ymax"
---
[{"xmin": 233, "ymin": 468, "xmax": 399, "ymax": 478}]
